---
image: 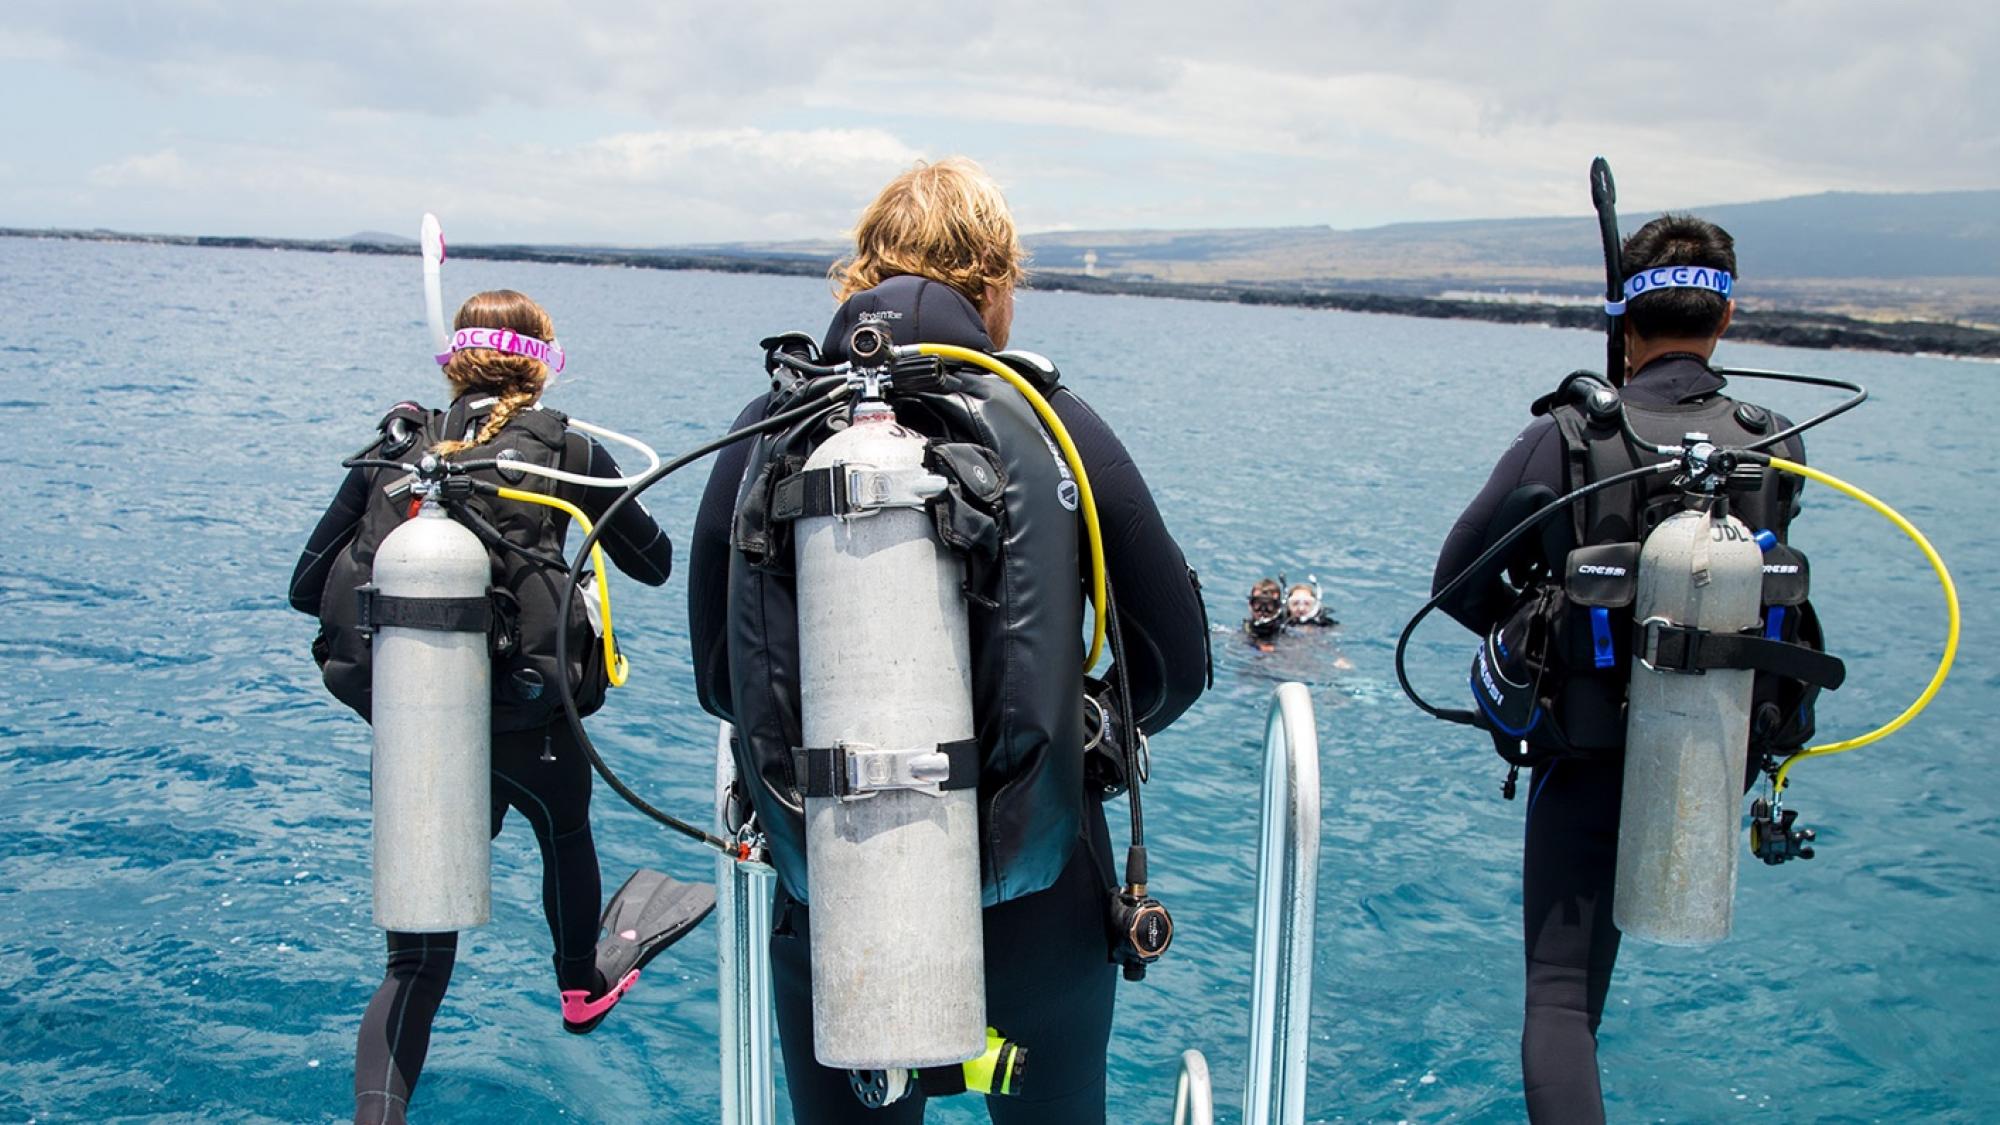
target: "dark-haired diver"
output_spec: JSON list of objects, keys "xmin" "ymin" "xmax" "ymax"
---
[
  {"xmin": 1244, "ymin": 578, "xmax": 1287, "ymax": 648},
  {"xmin": 1429, "ymin": 213, "xmax": 1825, "ymax": 1124}
]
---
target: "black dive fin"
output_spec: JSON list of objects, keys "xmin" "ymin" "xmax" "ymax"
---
[
  {"xmin": 563, "ymin": 869, "xmax": 716, "ymax": 1034},
  {"xmin": 598, "ymin": 868, "xmax": 716, "ymax": 982}
]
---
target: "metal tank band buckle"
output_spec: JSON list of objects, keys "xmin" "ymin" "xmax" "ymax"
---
[
  {"xmin": 794, "ymin": 739, "xmax": 979, "ymax": 800},
  {"xmin": 771, "ymin": 463, "xmax": 948, "ymax": 521}
]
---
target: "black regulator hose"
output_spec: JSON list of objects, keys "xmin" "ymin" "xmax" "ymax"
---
[
  {"xmin": 552, "ymin": 384, "xmax": 853, "ymax": 856},
  {"xmin": 1100, "ymin": 587, "xmax": 1144, "ymax": 851},
  {"xmin": 1394, "ymin": 460, "xmax": 1677, "ymax": 725}
]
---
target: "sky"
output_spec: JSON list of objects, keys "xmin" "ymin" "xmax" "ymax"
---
[{"xmin": 2, "ymin": 1, "xmax": 1995, "ymax": 244}]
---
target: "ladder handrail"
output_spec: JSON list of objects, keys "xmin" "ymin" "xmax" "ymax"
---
[
  {"xmin": 717, "ymin": 723, "xmax": 777, "ymax": 1125},
  {"xmin": 1242, "ymin": 682, "xmax": 1322, "ymax": 1125},
  {"xmin": 1173, "ymin": 1048, "xmax": 1215, "ymax": 1125}
]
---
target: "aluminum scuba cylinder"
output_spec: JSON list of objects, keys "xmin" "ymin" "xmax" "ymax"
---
[
  {"xmin": 795, "ymin": 400, "xmax": 986, "ymax": 1070},
  {"xmin": 1614, "ymin": 493, "xmax": 1764, "ymax": 946},
  {"xmin": 368, "ymin": 499, "xmax": 493, "ymax": 932}
]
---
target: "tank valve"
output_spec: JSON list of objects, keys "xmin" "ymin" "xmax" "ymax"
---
[{"xmin": 1749, "ymin": 797, "xmax": 1816, "ymax": 866}]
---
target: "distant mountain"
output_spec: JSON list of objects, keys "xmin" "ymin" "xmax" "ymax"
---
[
  {"xmin": 1693, "ymin": 190, "xmax": 2000, "ymax": 278},
  {"xmin": 1016, "ymin": 190, "xmax": 2000, "ymax": 286}
]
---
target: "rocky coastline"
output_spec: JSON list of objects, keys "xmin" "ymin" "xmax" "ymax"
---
[{"xmin": 8, "ymin": 227, "xmax": 1994, "ymax": 360}]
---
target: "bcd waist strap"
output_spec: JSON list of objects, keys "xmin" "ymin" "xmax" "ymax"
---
[{"xmin": 1636, "ymin": 619, "xmax": 1846, "ymax": 690}]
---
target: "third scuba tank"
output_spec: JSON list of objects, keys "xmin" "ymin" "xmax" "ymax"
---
[
  {"xmin": 367, "ymin": 498, "xmax": 493, "ymax": 932},
  {"xmin": 1614, "ymin": 494, "xmax": 1764, "ymax": 945},
  {"xmin": 795, "ymin": 400, "xmax": 986, "ymax": 1070}
]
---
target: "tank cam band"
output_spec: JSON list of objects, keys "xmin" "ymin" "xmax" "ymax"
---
[
  {"xmin": 1636, "ymin": 618, "xmax": 1847, "ymax": 689},
  {"xmin": 352, "ymin": 586, "xmax": 492, "ymax": 639},
  {"xmin": 770, "ymin": 463, "xmax": 948, "ymax": 521},
  {"xmin": 793, "ymin": 738, "xmax": 979, "ymax": 800}
]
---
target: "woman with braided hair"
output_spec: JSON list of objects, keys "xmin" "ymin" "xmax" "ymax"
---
[
  {"xmin": 289, "ymin": 290, "xmax": 693, "ymax": 1124},
  {"xmin": 430, "ymin": 290, "xmax": 559, "ymax": 454}
]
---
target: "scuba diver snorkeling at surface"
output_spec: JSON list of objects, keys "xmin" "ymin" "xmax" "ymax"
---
[
  {"xmin": 1285, "ymin": 580, "xmax": 1336, "ymax": 628},
  {"xmin": 1406, "ymin": 159, "xmax": 1958, "ymax": 1123},
  {"xmin": 687, "ymin": 156, "xmax": 1211, "ymax": 1123},
  {"xmin": 1243, "ymin": 576, "xmax": 1341, "ymax": 656},
  {"xmin": 288, "ymin": 287, "xmax": 712, "ymax": 1125}
]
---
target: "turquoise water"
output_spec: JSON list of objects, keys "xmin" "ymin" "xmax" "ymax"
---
[{"xmin": 1, "ymin": 237, "xmax": 1994, "ymax": 1123}]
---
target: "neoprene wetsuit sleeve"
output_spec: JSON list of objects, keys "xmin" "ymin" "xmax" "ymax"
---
[
  {"xmin": 688, "ymin": 395, "xmax": 771, "ymax": 723},
  {"xmin": 572, "ymin": 437, "xmax": 673, "ymax": 586},
  {"xmin": 1432, "ymin": 417, "xmax": 1566, "ymax": 635},
  {"xmin": 1052, "ymin": 390, "xmax": 1209, "ymax": 735},
  {"xmin": 288, "ymin": 466, "xmax": 370, "ymax": 615}
]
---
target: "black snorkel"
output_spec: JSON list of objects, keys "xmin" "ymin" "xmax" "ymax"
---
[
  {"xmin": 1395, "ymin": 158, "xmax": 1868, "ymax": 737},
  {"xmin": 1591, "ymin": 156, "xmax": 1625, "ymax": 385}
]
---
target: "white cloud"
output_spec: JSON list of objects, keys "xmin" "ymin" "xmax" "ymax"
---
[
  {"xmin": 66, "ymin": 126, "xmax": 928, "ymax": 242},
  {"xmin": 7, "ymin": 0, "xmax": 1996, "ymax": 237},
  {"xmin": 88, "ymin": 148, "xmax": 195, "ymax": 189}
]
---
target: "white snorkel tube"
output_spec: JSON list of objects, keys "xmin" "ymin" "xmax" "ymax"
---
[
  {"xmin": 422, "ymin": 212, "xmax": 451, "ymax": 363},
  {"xmin": 417, "ymin": 211, "xmax": 661, "ymax": 487}
]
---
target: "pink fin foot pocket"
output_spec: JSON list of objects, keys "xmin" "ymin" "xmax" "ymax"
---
[{"xmin": 560, "ymin": 968, "xmax": 641, "ymax": 1033}]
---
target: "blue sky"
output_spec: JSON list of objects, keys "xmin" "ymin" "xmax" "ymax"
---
[{"xmin": 3, "ymin": 1, "xmax": 1994, "ymax": 244}]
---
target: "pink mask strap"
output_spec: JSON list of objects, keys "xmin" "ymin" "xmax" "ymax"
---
[{"xmin": 438, "ymin": 326, "xmax": 567, "ymax": 373}]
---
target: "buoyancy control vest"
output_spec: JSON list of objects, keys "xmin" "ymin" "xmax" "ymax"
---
[
  {"xmin": 725, "ymin": 361, "xmax": 1085, "ymax": 908},
  {"xmin": 316, "ymin": 397, "xmax": 607, "ymax": 732},
  {"xmin": 1495, "ymin": 369, "xmax": 1825, "ymax": 765}
]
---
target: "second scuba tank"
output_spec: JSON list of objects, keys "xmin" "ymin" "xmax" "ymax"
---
[
  {"xmin": 368, "ymin": 500, "xmax": 493, "ymax": 932},
  {"xmin": 1614, "ymin": 497, "xmax": 1764, "ymax": 946},
  {"xmin": 796, "ymin": 402, "xmax": 986, "ymax": 1070}
]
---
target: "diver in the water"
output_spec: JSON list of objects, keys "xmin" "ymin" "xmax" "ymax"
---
[
  {"xmin": 1244, "ymin": 578, "xmax": 1287, "ymax": 643},
  {"xmin": 1285, "ymin": 580, "xmax": 1336, "ymax": 628}
]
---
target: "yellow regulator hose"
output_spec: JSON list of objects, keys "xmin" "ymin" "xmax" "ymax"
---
[
  {"xmin": 494, "ymin": 487, "xmax": 630, "ymax": 688},
  {"xmin": 914, "ymin": 343, "xmax": 1110, "ymax": 673},
  {"xmin": 1765, "ymin": 457, "xmax": 1960, "ymax": 791}
]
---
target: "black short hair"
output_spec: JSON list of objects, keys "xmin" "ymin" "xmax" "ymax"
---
[{"xmin": 1620, "ymin": 214, "xmax": 1737, "ymax": 340}]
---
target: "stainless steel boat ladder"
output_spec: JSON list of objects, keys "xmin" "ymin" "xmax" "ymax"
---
[{"xmin": 716, "ymin": 680, "xmax": 1322, "ymax": 1124}]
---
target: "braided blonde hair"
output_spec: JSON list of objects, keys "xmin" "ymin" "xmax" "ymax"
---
[
  {"xmin": 432, "ymin": 289, "xmax": 555, "ymax": 455},
  {"xmin": 832, "ymin": 157, "xmax": 1027, "ymax": 309}
]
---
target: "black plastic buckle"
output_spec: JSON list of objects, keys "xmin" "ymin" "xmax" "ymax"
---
[{"xmin": 1637, "ymin": 617, "xmax": 1703, "ymax": 674}]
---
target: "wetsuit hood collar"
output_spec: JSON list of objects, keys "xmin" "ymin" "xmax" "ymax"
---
[
  {"xmin": 822, "ymin": 274, "xmax": 992, "ymax": 362},
  {"xmin": 1624, "ymin": 353, "xmax": 1727, "ymax": 406}
]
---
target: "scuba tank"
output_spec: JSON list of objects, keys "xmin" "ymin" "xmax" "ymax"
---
[
  {"xmin": 364, "ymin": 495, "xmax": 494, "ymax": 932},
  {"xmin": 1613, "ymin": 488, "xmax": 1764, "ymax": 946},
  {"xmin": 795, "ymin": 393, "xmax": 986, "ymax": 1069}
]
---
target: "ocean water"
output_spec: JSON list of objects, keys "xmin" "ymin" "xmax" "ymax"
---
[{"xmin": 1, "ymin": 237, "xmax": 1994, "ymax": 1124}]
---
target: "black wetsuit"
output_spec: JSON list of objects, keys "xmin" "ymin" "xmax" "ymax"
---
[
  {"xmin": 688, "ymin": 282, "xmax": 1208, "ymax": 1123},
  {"xmin": 1432, "ymin": 355, "xmax": 1800, "ymax": 1124},
  {"xmin": 289, "ymin": 417, "xmax": 672, "ymax": 1125}
]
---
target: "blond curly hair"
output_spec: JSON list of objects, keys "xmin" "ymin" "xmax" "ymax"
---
[
  {"xmin": 432, "ymin": 289, "xmax": 555, "ymax": 455},
  {"xmin": 832, "ymin": 157, "xmax": 1027, "ymax": 308}
]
